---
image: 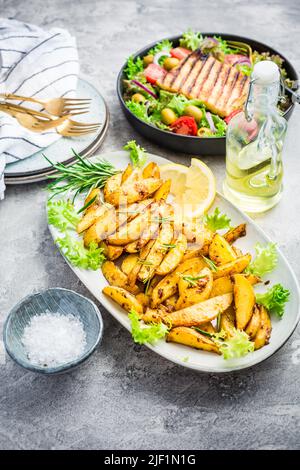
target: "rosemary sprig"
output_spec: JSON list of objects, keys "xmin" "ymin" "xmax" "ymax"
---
[
  {"xmin": 203, "ymin": 256, "xmax": 218, "ymax": 272},
  {"xmin": 45, "ymin": 149, "xmax": 119, "ymax": 200},
  {"xmin": 180, "ymin": 274, "xmax": 206, "ymax": 287},
  {"xmin": 138, "ymin": 259, "xmax": 154, "ymax": 266},
  {"xmin": 77, "ymin": 195, "xmax": 97, "ymax": 214},
  {"xmin": 160, "ymin": 243, "xmax": 177, "ymax": 252},
  {"xmin": 144, "ymin": 278, "xmax": 151, "ymax": 294}
]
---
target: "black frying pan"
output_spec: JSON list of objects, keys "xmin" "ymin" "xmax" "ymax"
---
[{"xmin": 117, "ymin": 33, "xmax": 298, "ymax": 156}]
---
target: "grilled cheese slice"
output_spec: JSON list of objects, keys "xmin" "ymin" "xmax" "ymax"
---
[{"xmin": 157, "ymin": 51, "xmax": 250, "ymax": 117}]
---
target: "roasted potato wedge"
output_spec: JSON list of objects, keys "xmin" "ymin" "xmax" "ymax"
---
[
  {"xmin": 224, "ymin": 224, "xmax": 246, "ymax": 244},
  {"xmin": 232, "ymin": 246, "xmax": 243, "ymax": 257},
  {"xmin": 220, "ymin": 306, "xmax": 236, "ymax": 337},
  {"xmin": 233, "ymin": 274, "xmax": 256, "ymax": 330},
  {"xmin": 210, "ymin": 274, "xmax": 260, "ymax": 298},
  {"xmin": 83, "ymin": 208, "xmax": 119, "ymax": 246},
  {"xmin": 121, "ymin": 254, "xmax": 139, "ymax": 276},
  {"xmin": 136, "ymin": 293, "xmax": 150, "ymax": 312},
  {"xmin": 176, "ymin": 267, "xmax": 213, "ymax": 309},
  {"xmin": 108, "ymin": 203, "xmax": 159, "ymax": 246},
  {"xmin": 84, "ymin": 188, "xmax": 101, "ymax": 210},
  {"xmin": 156, "ymin": 234, "xmax": 187, "ymax": 275},
  {"xmin": 138, "ymin": 223, "xmax": 173, "ymax": 282},
  {"xmin": 164, "ymin": 294, "xmax": 179, "ymax": 311},
  {"xmin": 254, "ymin": 306, "xmax": 272, "ymax": 350},
  {"xmin": 124, "ymin": 219, "xmax": 159, "ymax": 253},
  {"xmin": 103, "ymin": 286, "xmax": 143, "ymax": 314},
  {"xmin": 143, "ymin": 162, "xmax": 160, "ymax": 179},
  {"xmin": 102, "ymin": 261, "xmax": 139, "ymax": 294},
  {"xmin": 213, "ymin": 254, "xmax": 251, "ymax": 279},
  {"xmin": 127, "ymin": 239, "xmax": 156, "ymax": 287},
  {"xmin": 245, "ymin": 304, "xmax": 261, "ymax": 339},
  {"xmin": 200, "ymin": 322, "xmax": 217, "ymax": 334},
  {"xmin": 166, "ymin": 327, "xmax": 220, "ymax": 353},
  {"xmin": 119, "ymin": 178, "xmax": 164, "ymax": 206},
  {"xmin": 154, "ymin": 179, "xmax": 171, "ymax": 201},
  {"xmin": 209, "ymin": 233, "xmax": 237, "ymax": 265},
  {"xmin": 163, "ymin": 293, "xmax": 233, "ymax": 327},
  {"xmin": 178, "ymin": 258, "xmax": 208, "ymax": 296},
  {"xmin": 145, "ymin": 274, "xmax": 162, "ymax": 297},
  {"xmin": 100, "ymin": 242, "xmax": 123, "ymax": 261},
  {"xmin": 77, "ymin": 205, "xmax": 107, "ymax": 234},
  {"xmin": 210, "ymin": 276, "xmax": 233, "ymax": 297},
  {"xmin": 142, "ymin": 307, "xmax": 165, "ymax": 324},
  {"xmin": 103, "ymin": 173, "xmax": 123, "ymax": 206},
  {"xmin": 121, "ymin": 163, "xmax": 133, "ymax": 184},
  {"xmin": 151, "ymin": 257, "xmax": 208, "ymax": 308}
]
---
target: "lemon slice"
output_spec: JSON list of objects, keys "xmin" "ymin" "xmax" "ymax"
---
[
  {"xmin": 159, "ymin": 158, "xmax": 216, "ymax": 219},
  {"xmin": 159, "ymin": 163, "xmax": 188, "ymax": 194}
]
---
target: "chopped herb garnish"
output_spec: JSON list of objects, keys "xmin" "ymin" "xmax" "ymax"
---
[
  {"xmin": 203, "ymin": 256, "xmax": 218, "ymax": 272},
  {"xmin": 77, "ymin": 195, "xmax": 97, "ymax": 214},
  {"xmin": 180, "ymin": 274, "xmax": 206, "ymax": 287}
]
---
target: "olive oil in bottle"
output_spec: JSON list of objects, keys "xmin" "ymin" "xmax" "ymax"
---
[{"xmin": 223, "ymin": 61, "xmax": 287, "ymax": 213}]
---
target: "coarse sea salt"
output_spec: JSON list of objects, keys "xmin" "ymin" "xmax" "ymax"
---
[{"xmin": 21, "ymin": 312, "xmax": 87, "ymax": 367}]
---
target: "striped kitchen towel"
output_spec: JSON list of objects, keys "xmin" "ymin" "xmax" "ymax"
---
[{"xmin": 0, "ymin": 18, "xmax": 79, "ymax": 199}]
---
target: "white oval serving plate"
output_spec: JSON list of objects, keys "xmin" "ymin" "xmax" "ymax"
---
[{"xmin": 47, "ymin": 150, "xmax": 300, "ymax": 373}]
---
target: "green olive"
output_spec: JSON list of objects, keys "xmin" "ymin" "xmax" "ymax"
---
[
  {"xmin": 132, "ymin": 93, "xmax": 146, "ymax": 104},
  {"xmin": 143, "ymin": 54, "xmax": 154, "ymax": 66},
  {"xmin": 184, "ymin": 105, "xmax": 203, "ymax": 123},
  {"xmin": 163, "ymin": 57, "xmax": 180, "ymax": 71},
  {"xmin": 161, "ymin": 108, "xmax": 177, "ymax": 125},
  {"xmin": 197, "ymin": 127, "xmax": 212, "ymax": 137}
]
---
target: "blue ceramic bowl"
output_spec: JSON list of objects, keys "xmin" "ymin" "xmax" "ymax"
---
[{"xmin": 3, "ymin": 288, "xmax": 103, "ymax": 374}]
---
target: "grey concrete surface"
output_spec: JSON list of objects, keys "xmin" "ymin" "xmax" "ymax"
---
[{"xmin": 0, "ymin": 0, "xmax": 300, "ymax": 450}]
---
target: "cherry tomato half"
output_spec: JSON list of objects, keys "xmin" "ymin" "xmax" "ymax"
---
[
  {"xmin": 170, "ymin": 116, "xmax": 198, "ymax": 136},
  {"xmin": 144, "ymin": 63, "xmax": 166, "ymax": 84}
]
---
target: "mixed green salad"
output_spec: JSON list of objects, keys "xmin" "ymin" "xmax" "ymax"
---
[{"xmin": 122, "ymin": 29, "xmax": 295, "ymax": 137}]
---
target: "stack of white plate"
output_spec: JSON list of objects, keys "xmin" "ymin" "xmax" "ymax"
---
[{"xmin": 4, "ymin": 78, "xmax": 109, "ymax": 184}]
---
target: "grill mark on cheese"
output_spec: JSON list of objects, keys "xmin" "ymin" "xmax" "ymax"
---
[
  {"xmin": 227, "ymin": 74, "xmax": 248, "ymax": 111},
  {"xmin": 223, "ymin": 70, "xmax": 239, "ymax": 108},
  {"xmin": 202, "ymin": 60, "xmax": 223, "ymax": 102},
  {"xmin": 190, "ymin": 56, "xmax": 215, "ymax": 98},
  {"xmin": 180, "ymin": 51, "xmax": 203, "ymax": 95},
  {"xmin": 196, "ymin": 57, "xmax": 215, "ymax": 97},
  {"xmin": 186, "ymin": 56, "xmax": 208, "ymax": 95},
  {"xmin": 217, "ymin": 67, "xmax": 239, "ymax": 113},
  {"xmin": 172, "ymin": 53, "xmax": 198, "ymax": 90},
  {"xmin": 167, "ymin": 53, "xmax": 193, "ymax": 88},
  {"xmin": 157, "ymin": 52, "xmax": 250, "ymax": 117},
  {"xmin": 211, "ymin": 64, "xmax": 231, "ymax": 108}
]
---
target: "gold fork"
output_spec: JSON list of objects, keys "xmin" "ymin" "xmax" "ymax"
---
[
  {"xmin": 227, "ymin": 40, "xmax": 253, "ymax": 63},
  {"xmin": 0, "ymin": 104, "xmax": 100, "ymax": 135},
  {"xmin": 0, "ymin": 101, "xmax": 86, "ymax": 119},
  {"xmin": 0, "ymin": 93, "xmax": 91, "ymax": 116}
]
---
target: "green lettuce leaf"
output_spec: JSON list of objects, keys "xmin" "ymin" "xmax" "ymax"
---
[
  {"xmin": 148, "ymin": 39, "xmax": 173, "ymax": 57},
  {"xmin": 47, "ymin": 199, "xmax": 79, "ymax": 231},
  {"xmin": 246, "ymin": 242, "xmax": 278, "ymax": 277},
  {"xmin": 56, "ymin": 234, "xmax": 105, "ymax": 270},
  {"xmin": 179, "ymin": 29, "xmax": 203, "ymax": 51},
  {"xmin": 256, "ymin": 284, "xmax": 290, "ymax": 318},
  {"xmin": 128, "ymin": 309, "xmax": 169, "ymax": 345},
  {"xmin": 203, "ymin": 207, "xmax": 231, "ymax": 231},
  {"xmin": 124, "ymin": 55, "xmax": 144, "ymax": 80},
  {"xmin": 215, "ymin": 329, "xmax": 254, "ymax": 360},
  {"xmin": 123, "ymin": 140, "xmax": 147, "ymax": 168},
  {"xmin": 125, "ymin": 100, "xmax": 152, "ymax": 124}
]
